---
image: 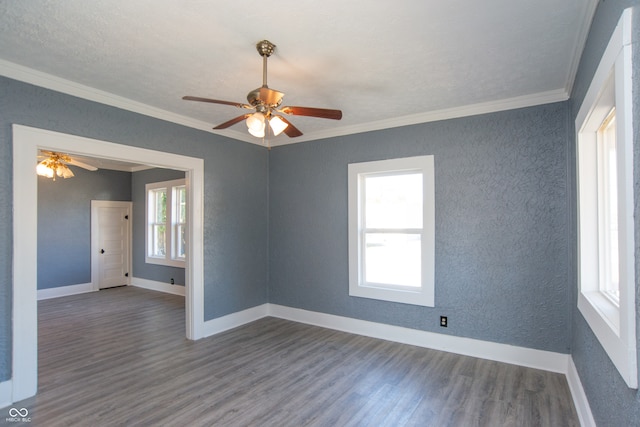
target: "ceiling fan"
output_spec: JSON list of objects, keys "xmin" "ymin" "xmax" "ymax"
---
[
  {"xmin": 37, "ymin": 150, "xmax": 98, "ymax": 180},
  {"xmin": 183, "ymin": 40, "xmax": 342, "ymax": 139}
]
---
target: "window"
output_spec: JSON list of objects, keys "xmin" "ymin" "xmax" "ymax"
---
[
  {"xmin": 148, "ymin": 187, "xmax": 167, "ymax": 258},
  {"xmin": 597, "ymin": 108, "xmax": 619, "ymax": 305},
  {"xmin": 576, "ymin": 9, "xmax": 636, "ymax": 388},
  {"xmin": 146, "ymin": 179, "xmax": 187, "ymax": 267},
  {"xmin": 348, "ymin": 155, "xmax": 435, "ymax": 307}
]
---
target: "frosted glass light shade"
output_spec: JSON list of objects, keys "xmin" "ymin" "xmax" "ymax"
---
[
  {"xmin": 269, "ymin": 115, "xmax": 288, "ymax": 136},
  {"xmin": 246, "ymin": 112, "xmax": 265, "ymax": 130},
  {"xmin": 248, "ymin": 125, "xmax": 265, "ymax": 138},
  {"xmin": 36, "ymin": 162, "xmax": 54, "ymax": 178},
  {"xmin": 246, "ymin": 112, "xmax": 266, "ymax": 137},
  {"xmin": 57, "ymin": 166, "xmax": 74, "ymax": 179}
]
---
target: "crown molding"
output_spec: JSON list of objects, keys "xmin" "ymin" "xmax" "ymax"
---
[
  {"xmin": 1, "ymin": 59, "xmax": 568, "ymax": 147},
  {"xmin": 564, "ymin": 0, "xmax": 599, "ymax": 97},
  {"xmin": 271, "ymin": 88, "xmax": 570, "ymax": 146},
  {"xmin": 0, "ymin": 59, "xmax": 241, "ymax": 137}
]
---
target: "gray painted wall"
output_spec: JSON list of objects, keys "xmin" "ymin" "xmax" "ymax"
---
[
  {"xmin": 269, "ymin": 102, "xmax": 570, "ymax": 353},
  {"xmin": 37, "ymin": 167, "xmax": 132, "ymax": 290},
  {"xmin": 131, "ymin": 168, "xmax": 186, "ymax": 285},
  {"xmin": 569, "ymin": 1, "xmax": 640, "ymax": 426},
  {"xmin": 0, "ymin": 77, "xmax": 269, "ymax": 381}
]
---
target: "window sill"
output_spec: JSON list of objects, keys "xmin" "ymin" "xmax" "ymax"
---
[
  {"xmin": 579, "ymin": 290, "xmax": 619, "ymax": 336},
  {"xmin": 350, "ymin": 283, "xmax": 433, "ymax": 307},
  {"xmin": 145, "ymin": 256, "xmax": 186, "ymax": 268},
  {"xmin": 578, "ymin": 289, "xmax": 637, "ymax": 388}
]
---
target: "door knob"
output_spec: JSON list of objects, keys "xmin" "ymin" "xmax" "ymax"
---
[{"xmin": 100, "ymin": 249, "xmax": 105, "ymax": 254}]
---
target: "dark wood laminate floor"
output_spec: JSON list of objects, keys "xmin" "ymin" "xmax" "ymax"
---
[{"xmin": 4, "ymin": 287, "xmax": 578, "ymax": 426}]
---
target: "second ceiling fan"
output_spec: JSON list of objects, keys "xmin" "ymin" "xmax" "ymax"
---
[{"xmin": 183, "ymin": 40, "xmax": 342, "ymax": 138}]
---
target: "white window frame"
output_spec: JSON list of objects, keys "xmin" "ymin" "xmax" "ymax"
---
[
  {"xmin": 348, "ymin": 155, "xmax": 435, "ymax": 307},
  {"xmin": 575, "ymin": 9, "xmax": 637, "ymax": 388},
  {"xmin": 146, "ymin": 178, "xmax": 187, "ymax": 268}
]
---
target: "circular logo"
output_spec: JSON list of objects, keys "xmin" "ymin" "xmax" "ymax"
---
[{"xmin": 8, "ymin": 407, "xmax": 28, "ymax": 418}]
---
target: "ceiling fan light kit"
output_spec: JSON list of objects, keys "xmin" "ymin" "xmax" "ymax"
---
[
  {"xmin": 36, "ymin": 150, "xmax": 99, "ymax": 181},
  {"xmin": 36, "ymin": 152, "xmax": 75, "ymax": 180},
  {"xmin": 183, "ymin": 39, "xmax": 342, "ymax": 141}
]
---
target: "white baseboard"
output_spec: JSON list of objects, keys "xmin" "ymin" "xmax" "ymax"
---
[
  {"xmin": 36, "ymin": 279, "xmax": 187, "ymax": 300},
  {"xmin": 131, "ymin": 277, "xmax": 185, "ymax": 296},
  {"xmin": 37, "ymin": 283, "xmax": 95, "ymax": 300},
  {"xmin": 202, "ymin": 304, "xmax": 268, "ymax": 338},
  {"xmin": 267, "ymin": 304, "xmax": 570, "ymax": 374},
  {"xmin": 0, "ymin": 379, "xmax": 13, "ymax": 409},
  {"xmin": 567, "ymin": 357, "xmax": 596, "ymax": 427}
]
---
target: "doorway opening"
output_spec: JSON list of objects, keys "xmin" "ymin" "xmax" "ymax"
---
[{"xmin": 12, "ymin": 125, "xmax": 205, "ymax": 402}]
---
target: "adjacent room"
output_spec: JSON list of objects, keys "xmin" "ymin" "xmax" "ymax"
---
[{"xmin": 1, "ymin": 1, "xmax": 639, "ymax": 425}]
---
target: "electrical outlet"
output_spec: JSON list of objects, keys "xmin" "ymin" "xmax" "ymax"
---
[
  {"xmin": 440, "ymin": 316, "xmax": 448, "ymax": 327},
  {"xmin": 170, "ymin": 278, "xmax": 175, "ymax": 285}
]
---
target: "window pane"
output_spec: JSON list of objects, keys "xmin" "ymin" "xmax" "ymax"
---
[
  {"xmin": 365, "ymin": 173, "xmax": 422, "ymax": 228},
  {"xmin": 176, "ymin": 224, "xmax": 186, "ymax": 258},
  {"xmin": 600, "ymin": 111, "xmax": 619, "ymax": 301},
  {"xmin": 177, "ymin": 187, "xmax": 186, "ymax": 223},
  {"xmin": 154, "ymin": 189, "xmax": 167, "ymax": 223},
  {"xmin": 365, "ymin": 233, "xmax": 421, "ymax": 287},
  {"xmin": 153, "ymin": 224, "xmax": 166, "ymax": 256}
]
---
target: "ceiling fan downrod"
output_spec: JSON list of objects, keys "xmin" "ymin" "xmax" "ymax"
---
[{"xmin": 256, "ymin": 40, "xmax": 275, "ymax": 88}]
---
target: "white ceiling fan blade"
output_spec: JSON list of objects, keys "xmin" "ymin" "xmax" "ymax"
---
[{"xmin": 67, "ymin": 159, "xmax": 98, "ymax": 171}]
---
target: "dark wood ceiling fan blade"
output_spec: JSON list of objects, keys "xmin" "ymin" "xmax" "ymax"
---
[
  {"xmin": 213, "ymin": 114, "xmax": 251, "ymax": 129},
  {"xmin": 183, "ymin": 95, "xmax": 250, "ymax": 109},
  {"xmin": 278, "ymin": 116, "xmax": 303, "ymax": 137},
  {"xmin": 280, "ymin": 106, "xmax": 342, "ymax": 120}
]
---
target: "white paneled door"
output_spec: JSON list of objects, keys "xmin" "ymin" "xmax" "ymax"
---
[{"xmin": 91, "ymin": 201, "xmax": 132, "ymax": 289}]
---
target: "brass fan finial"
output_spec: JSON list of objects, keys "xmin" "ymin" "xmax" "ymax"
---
[{"xmin": 256, "ymin": 40, "xmax": 275, "ymax": 57}]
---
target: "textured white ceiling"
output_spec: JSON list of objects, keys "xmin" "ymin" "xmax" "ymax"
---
[{"xmin": 0, "ymin": 0, "xmax": 597, "ymax": 146}]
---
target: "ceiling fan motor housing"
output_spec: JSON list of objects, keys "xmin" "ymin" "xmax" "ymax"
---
[{"xmin": 247, "ymin": 87, "xmax": 284, "ymax": 110}]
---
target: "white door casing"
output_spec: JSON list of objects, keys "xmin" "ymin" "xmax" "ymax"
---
[
  {"xmin": 12, "ymin": 124, "xmax": 205, "ymax": 403},
  {"xmin": 91, "ymin": 201, "xmax": 132, "ymax": 290}
]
